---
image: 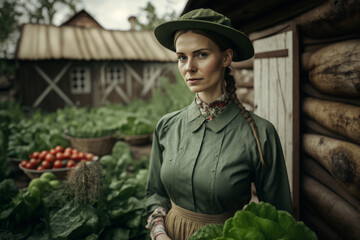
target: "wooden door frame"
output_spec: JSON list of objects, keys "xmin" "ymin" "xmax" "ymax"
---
[{"xmin": 251, "ymin": 24, "xmax": 300, "ymax": 219}]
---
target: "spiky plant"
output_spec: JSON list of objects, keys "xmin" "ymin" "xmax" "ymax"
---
[{"xmin": 64, "ymin": 160, "xmax": 103, "ymax": 204}]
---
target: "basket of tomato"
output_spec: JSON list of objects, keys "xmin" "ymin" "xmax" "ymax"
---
[{"xmin": 19, "ymin": 145, "xmax": 97, "ymax": 180}]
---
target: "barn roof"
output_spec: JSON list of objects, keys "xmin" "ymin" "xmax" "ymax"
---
[
  {"xmin": 15, "ymin": 24, "xmax": 177, "ymax": 62},
  {"xmin": 60, "ymin": 9, "xmax": 104, "ymax": 29}
]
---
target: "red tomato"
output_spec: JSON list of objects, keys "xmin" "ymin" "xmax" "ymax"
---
[
  {"xmin": 72, "ymin": 149, "xmax": 79, "ymax": 154},
  {"xmin": 45, "ymin": 153, "xmax": 55, "ymax": 163},
  {"xmin": 78, "ymin": 152, "xmax": 85, "ymax": 160},
  {"xmin": 65, "ymin": 147, "xmax": 72, "ymax": 153},
  {"xmin": 56, "ymin": 152, "xmax": 64, "ymax": 160},
  {"xmin": 29, "ymin": 158, "xmax": 39, "ymax": 167},
  {"xmin": 20, "ymin": 160, "xmax": 28, "ymax": 168},
  {"xmin": 66, "ymin": 160, "xmax": 76, "ymax": 168},
  {"xmin": 55, "ymin": 146, "xmax": 64, "ymax": 153},
  {"xmin": 71, "ymin": 153, "xmax": 80, "ymax": 161},
  {"xmin": 49, "ymin": 148, "xmax": 57, "ymax": 155},
  {"xmin": 41, "ymin": 160, "xmax": 51, "ymax": 169},
  {"xmin": 32, "ymin": 151, "xmax": 40, "ymax": 159},
  {"xmin": 53, "ymin": 160, "xmax": 63, "ymax": 169},
  {"xmin": 37, "ymin": 166, "xmax": 45, "ymax": 171},
  {"xmin": 86, "ymin": 153, "xmax": 94, "ymax": 161},
  {"xmin": 63, "ymin": 151, "xmax": 71, "ymax": 159},
  {"xmin": 39, "ymin": 150, "xmax": 48, "ymax": 160},
  {"xmin": 26, "ymin": 161, "xmax": 36, "ymax": 169}
]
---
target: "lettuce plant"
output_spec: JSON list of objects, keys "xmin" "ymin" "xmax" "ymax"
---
[{"xmin": 189, "ymin": 202, "xmax": 317, "ymax": 240}]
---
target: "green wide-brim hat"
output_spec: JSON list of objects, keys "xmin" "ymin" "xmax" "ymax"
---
[{"xmin": 154, "ymin": 8, "xmax": 254, "ymax": 62}]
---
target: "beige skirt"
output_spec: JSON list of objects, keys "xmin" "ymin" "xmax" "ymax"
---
[{"xmin": 164, "ymin": 201, "xmax": 235, "ymax": 240}]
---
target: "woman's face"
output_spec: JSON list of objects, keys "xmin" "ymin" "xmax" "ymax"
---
[{"xmin": 175, "ymin": 31, "xmax": 232, "ymax": 103}]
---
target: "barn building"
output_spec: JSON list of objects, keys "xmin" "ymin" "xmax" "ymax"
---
[{"xmin": 15, "ymin": 10, "xmax": 178, "ymax": 112}]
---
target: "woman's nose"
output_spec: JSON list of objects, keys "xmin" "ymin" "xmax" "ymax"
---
[{"xmin": 186, "ymin": 59, "xmax": 197, "ymax": 72}]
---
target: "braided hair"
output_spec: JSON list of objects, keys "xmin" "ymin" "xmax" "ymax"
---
[{"xmin": 225, "ymin": 68, "xmax": 265, "ymax": 166}]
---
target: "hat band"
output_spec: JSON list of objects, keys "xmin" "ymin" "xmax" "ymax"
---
[{"xmin": 173, "ymin": 28, "xmax": 234, "ymax": 53}]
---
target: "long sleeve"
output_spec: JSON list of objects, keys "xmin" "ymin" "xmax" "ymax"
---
[
  {"xmin": 253, "ymin": 120, "xmax": 294, "ymax": 215},
  {"xmin": 146, "ymin": 119, "xmax": 171, "ymax": 215}
]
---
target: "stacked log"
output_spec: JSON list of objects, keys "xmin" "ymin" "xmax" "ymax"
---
[
  {"xmin": 307, "ymin": 40, "xmax": 360, "ymax": 98},
  {"xmin": 303, "ymin": 134, "xmax": 360, "ymax": 199},
  {"xmin": 233, "ymin": 59, "xmax": 254, "ymax": 111},
  {"xmin": 303, "ymin": 98, "xmax": 360, "ymax": 144},
  {"xmin": 300, "ymin": 7, "xmax": 360, "ymax": 238},
  {"xmin": 293, "ymin": 0, "xmax": 360, "ymax": 39}
]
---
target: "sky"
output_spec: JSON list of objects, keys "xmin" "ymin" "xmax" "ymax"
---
[{"xmin": 53, "ymin": 0, "xmax": 188, "ymax": 30}]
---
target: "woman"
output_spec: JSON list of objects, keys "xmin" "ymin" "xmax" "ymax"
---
[{"xmin": 146, "ymin": 8, "xmax": 293, "ymax": 240}]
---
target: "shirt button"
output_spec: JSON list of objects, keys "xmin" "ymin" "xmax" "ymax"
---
[
  {"xmin": 215, "ymin": 153, "xmax": 219, "ymax": 157},
  {"xmin": 169, "ymin": 158, "xmax": 172, "ymax": 161},
  {"xmin": 179, "ymin": 146, "xmax": 183, "ymax": 150},
  {"xmin": 210, "ymin": 169, "xmax": 215, "ymax": 172}
]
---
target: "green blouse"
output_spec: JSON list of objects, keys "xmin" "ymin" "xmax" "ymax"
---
[{"xmin": 146, "ymin": 99, "xmax": 293, "ymax": 216}]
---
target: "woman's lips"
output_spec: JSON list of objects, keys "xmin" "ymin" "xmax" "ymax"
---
[{"xmin": 187, "ymin": 78, "xmax": 202, "ymax": 84}]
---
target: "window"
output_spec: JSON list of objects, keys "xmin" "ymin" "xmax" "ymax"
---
[
  {"xmin": 70, "ymin": 67, "xmax": 91, "ymax": 94},
  {"xmin": 106, "ymin": 65, "xmax": 125, "ymax": 85}
]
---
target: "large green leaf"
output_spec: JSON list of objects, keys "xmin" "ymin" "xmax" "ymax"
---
[
  {"xmin": 50, "ymin": 201, "xmax": 108, "ymax": 240},
  {"xmin": 188, "ymin": 224, "xmax": 223, "ymax": 240},
  {"xmin": 277, "ymin": 210, "xmax": 318, "ymax": 240},
  {"xmin": 244, "ymin": 201, "xmax": 278, "ymax": 222}
]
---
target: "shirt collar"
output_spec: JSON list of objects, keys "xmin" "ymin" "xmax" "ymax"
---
[
  {"xmin": 195, "ymin": 93, "xmax": 230, "ymax": 121},
  {"xmin": 188, "ymin": 99, "xmax": 240, "ymax": 133}
]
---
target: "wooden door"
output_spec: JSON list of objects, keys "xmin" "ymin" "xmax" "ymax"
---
[{"xmin": 252, "ymin": 25, "xmax": 300, "ymax": 218}]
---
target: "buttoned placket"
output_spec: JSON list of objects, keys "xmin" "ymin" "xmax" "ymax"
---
[
  {"xmin": 178, "ymin": 99, "xmax": 240, "ymax": 212},
  {"xmin": 205, "ymin": 125, "xmax": 225, "ymax": 212}
]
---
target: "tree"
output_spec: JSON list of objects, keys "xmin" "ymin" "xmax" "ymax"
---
[
  {"xmin": 0, "ymin": 0, "xmax": 21, "ymax": 59},
  {"xmin": 0, "ymin": 0, "xmax": 81, "ymax": 58},
  {"xmin": 136, "ymin": 1, "xmax": 177, "ymax": 30},
  {"xmin": 17, "ymin": 0, "xmax": 81, "ymax": 25}
]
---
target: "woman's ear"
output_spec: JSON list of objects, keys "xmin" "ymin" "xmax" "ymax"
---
[{"xmin": 223, "ymin": 49, "xmax": 234, "ymax": 67}]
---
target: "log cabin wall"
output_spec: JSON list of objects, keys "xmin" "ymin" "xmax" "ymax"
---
[
  {"xmin": 245, "ymin": 11, "xmax": 360, "ymax": 240},
  {"xmin": 233, "ymin": 59, "xmax": 255, "ymax": 112},
  {"xmin": 299, "ymin": 33, "xmax": 360, "ymax": 240},
  {"xmin": 294, "ymin": 1, "xmax": 360, "ymax": 239}
]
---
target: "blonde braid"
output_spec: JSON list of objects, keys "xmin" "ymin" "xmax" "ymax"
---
[{"xmin": 225, "ymin": 68, "xmax": 265, "ymax": 166}]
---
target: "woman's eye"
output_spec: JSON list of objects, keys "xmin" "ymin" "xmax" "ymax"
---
[
  {"xmin": 199, "ymin": 52, "xmax": 208, "ymax": 58},
  {"xmin": 177, "ymin": 55, "xmax": 187, "ymax": 61}
]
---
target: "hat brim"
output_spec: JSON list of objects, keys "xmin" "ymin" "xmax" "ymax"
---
[{"xmin": 154, "ymin": 19, "xmax": 254, "ymax": 62}]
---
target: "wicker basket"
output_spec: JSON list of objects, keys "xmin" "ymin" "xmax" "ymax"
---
[
  {"xmin": 123, "ymin": 133, "xmax": 153, "ymax": 146},
  {"xmin": 65, "ymin": 134, "xmax": 116, "ymax": 157},
  {"xmin": 19, "ymin": 164, "xmax": 72, "ymax": 180},
  {"xmin": 19, "ymin": 157, "xmax": 99, "ymax": 180}
]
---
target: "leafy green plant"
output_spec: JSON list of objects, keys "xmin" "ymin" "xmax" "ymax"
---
[
  {"xmin": 0, "ymin": 101, "xmax": 26, "ymax": 178},
  {"xmin": 0, "ymin": 141, "xmax": 151, "ymax": 240},
  {"xmin": 189, "ymin": 202, "xmax": 318, "ymax": 240}
]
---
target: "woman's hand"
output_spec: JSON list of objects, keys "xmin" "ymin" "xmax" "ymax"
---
[{"xmin": 156, "ymin": 233, "xmax": 171, "ymax": 240}]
